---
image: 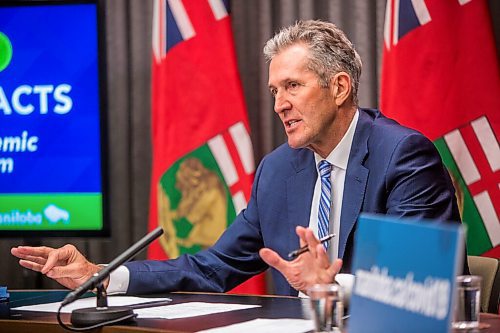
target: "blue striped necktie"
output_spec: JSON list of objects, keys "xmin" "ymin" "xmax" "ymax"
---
[{"xmin": 318, "ymin": 160, "xmax": 332, "ymax": 249}]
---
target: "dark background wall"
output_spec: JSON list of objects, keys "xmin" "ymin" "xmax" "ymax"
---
[{"xmin": 1, "ymin": 0, "xmax": 499, "ymax": 290}]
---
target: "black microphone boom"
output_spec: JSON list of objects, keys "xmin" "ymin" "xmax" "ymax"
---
[{"xmin": 61, "ymin": 226, "xmax": 164, "ymax": 327}]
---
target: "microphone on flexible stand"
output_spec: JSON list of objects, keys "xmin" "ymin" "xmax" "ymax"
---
[{"xmin": 58, "ymin": 226, "xmax": 164, "ymax": 328}]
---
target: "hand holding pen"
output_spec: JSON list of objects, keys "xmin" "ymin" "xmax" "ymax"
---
[
  {"xmin": 259, "ymin": 227, "xmax": 342, "ymax": 293},
  {"xmin": 287, "ymin": 233, "xmax": 336, "ymax": 259}
]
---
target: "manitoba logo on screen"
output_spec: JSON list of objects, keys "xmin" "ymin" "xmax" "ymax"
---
[{"xmin": 0, "ymin": 204, "xmax": 70, "ymax": 226}]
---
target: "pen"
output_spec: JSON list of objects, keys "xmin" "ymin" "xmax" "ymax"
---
[
  {"xmin": 129, "ymin": 299, "xmax": 172, "ymax": 309},
  {"xmin": 287, "ymin": 233, "xmax": 336, "ymax": 259}
]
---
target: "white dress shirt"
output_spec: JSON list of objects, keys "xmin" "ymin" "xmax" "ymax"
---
[
  {"xmin": 107, "ymin": 265, "xmax": 129, "ymax": 294},
  {"xmin": 298, "ymin": 110, "xmax": 358, "ymax": 298},
  {"xmin": 309, "ymin": 110, "xmax": 359, "ymax": 260}
]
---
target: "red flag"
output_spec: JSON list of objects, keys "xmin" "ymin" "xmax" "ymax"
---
[
  {"xmin": 149, "ymin": 0, "xmax": 266, "ymax": 294},
  {"xmin": 381, "ymin": 0, "xmax": 500, "ymax": 257}
]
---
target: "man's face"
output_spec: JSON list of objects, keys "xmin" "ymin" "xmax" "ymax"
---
[{"xmin": 268, "ymin": 43, "xmax": 339, "ymax": 157}]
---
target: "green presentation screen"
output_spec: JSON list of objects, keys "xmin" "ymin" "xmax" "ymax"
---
[{"xmin": 0, "ymin": 0, "xmax": 109, "ymax": 237}]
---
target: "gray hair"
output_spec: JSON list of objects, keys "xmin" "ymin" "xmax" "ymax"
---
[{"xmin": 264, "ymin": 20, "xmax": 362, "ymax": 105}]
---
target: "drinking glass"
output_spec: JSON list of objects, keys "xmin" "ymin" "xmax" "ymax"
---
[
  {"xmin": 308, "ymin": 284, "xmax": 344, "ymax": 332},
  {"xmin": 453, "ymin": 275, "xmax": 481, "ymax": 330}
]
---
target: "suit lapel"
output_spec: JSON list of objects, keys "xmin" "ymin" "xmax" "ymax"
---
[
  {"xmin": 338, "ymin": 109, "xmax": 373, "ymax": 258},
  {"xmin": 286, "ymin": 148, "xmax": 316, "ymax": 248},
  {"xmin": 285, "ymin": 148, "xmax": 315, "ymax": 295}
]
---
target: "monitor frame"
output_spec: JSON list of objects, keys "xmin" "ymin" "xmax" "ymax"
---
[{"xmin": 0, "ymin": 0, "xmax": 110, "ymax": 238}]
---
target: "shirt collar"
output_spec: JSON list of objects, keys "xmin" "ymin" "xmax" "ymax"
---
[{"xmin": 314, "ymin": 109, "xmax": 359, "ymax": 171}]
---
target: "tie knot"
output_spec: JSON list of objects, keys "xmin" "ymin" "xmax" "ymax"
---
[{"xmin": 318, "ymin": 160, "xmax": 332, "ymax": 177}]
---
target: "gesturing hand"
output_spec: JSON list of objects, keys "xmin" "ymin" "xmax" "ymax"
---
[
  {"xmin": 11, "ymin": 244, "xmax": 104, "ymax": 290},
  {"xmin": 259, "ymin": 226, "xmax": 342, "ymax": 293}
]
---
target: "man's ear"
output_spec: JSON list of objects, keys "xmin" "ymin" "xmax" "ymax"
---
[{"xmin": 330, "ymin": 72, "xmax": 352, "ymax": 106}]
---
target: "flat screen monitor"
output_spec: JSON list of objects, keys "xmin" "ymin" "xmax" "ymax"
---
[{"xmin": 0, "ymin": 0, "xmax": 109, "ymax": 237}]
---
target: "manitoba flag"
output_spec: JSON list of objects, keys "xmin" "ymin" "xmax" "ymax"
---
[
  {"xmin": 381, "ymin": 0, "xmax": 500, "ymax": 257},
  {"xmin": 148, "ymin": 0, "xmax": 266, "ymax": 294}
]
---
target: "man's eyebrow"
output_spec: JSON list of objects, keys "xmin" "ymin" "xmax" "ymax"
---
[{"xmin": 268, "ymin": 78, "xmax": 291, "ymax": 88}]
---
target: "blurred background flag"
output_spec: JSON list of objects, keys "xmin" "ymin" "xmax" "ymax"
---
[
  {"xmin": 149, "ymin": 0, "xmax": 266, "ymax": 294},
  {"xmin": 381, "ymin": 0, "xmax": 500, "ymax": 257}
]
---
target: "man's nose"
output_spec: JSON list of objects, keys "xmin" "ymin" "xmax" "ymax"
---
[{"xmin": 274, "ymin": 91, "xmax": 292, "ymax": 114}]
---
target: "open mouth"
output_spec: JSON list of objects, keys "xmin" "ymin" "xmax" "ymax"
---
[{"xmin": 286, "ymin": 120, "xmax": 301, "ymax": 128}]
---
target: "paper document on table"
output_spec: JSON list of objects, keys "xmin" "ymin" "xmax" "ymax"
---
[
  {"xmin": 197, "ymin": 318, "xmax": 315, "ymax": 333},
  {"xmin": 13, "ymin": 296, "xmax": 260, "ymax": 319},
  {"xmin": 13, "ymin": 296, "xmax": 169, "ymax": 313},
  {"xmin": 135, "ymin": 302, "xmax": 260, "ymax": 319}
]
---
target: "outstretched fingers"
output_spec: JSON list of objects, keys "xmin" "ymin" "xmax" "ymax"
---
[
  {"xmin": 296, "ymin": 226, "xmax": 323, "ymax": 258},
  {"xmin": 259, "ymin": 248, "xmax": 289, "ymax": 273},
  {"xmin": 11, "ymin": 246, "xmax": 55, "ymax": 272},
  {"xmin": 13, "ymin": 253, "xmax": 48, "ymax": 266},
  {"xmin": 41, "ymin": 244, "xmax": 76, "ymax": 274},
  {"xmin": 19, "ymin": 259, "xmax": 44, "ymax": 272},
  {"xmin": 46, "ymin": 262, "xmax": 90, "ymax": 280},
  {"xmin": 327, "ymin": 258, "xmax": 343, "ymax": 277},
  {"xmin": 11, "ymin": 246, "xmax": 53, "ymax": 260},
  {"xmin": 296, "ymin": 226, "xmax": 308, "ymax": 247},
  {"xmin": 314, "ymin": 244, "xmax": 331, "ymax": 268},
  {"xmin": 304, "ymin": 228, "xmax": 322, "ymax": 258}
]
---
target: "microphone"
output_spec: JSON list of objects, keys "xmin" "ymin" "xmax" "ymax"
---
[{"xmin": 61, "ymin": 226, "xmax": 164, "ymax": 327}]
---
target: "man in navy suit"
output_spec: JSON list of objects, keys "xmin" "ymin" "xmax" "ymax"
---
[{"xmin": 11, "ymin": 20, "xmax": 463, "ymax": 296}]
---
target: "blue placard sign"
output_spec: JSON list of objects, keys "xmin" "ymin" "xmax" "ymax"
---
[{"xmin": 348, "ymin": 214, "xmax": 464, "ymax": 333}]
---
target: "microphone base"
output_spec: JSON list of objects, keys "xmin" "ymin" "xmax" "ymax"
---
[{"xmin": 70, "ymin": 306, "xmax": 135, "ymax": 327}]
